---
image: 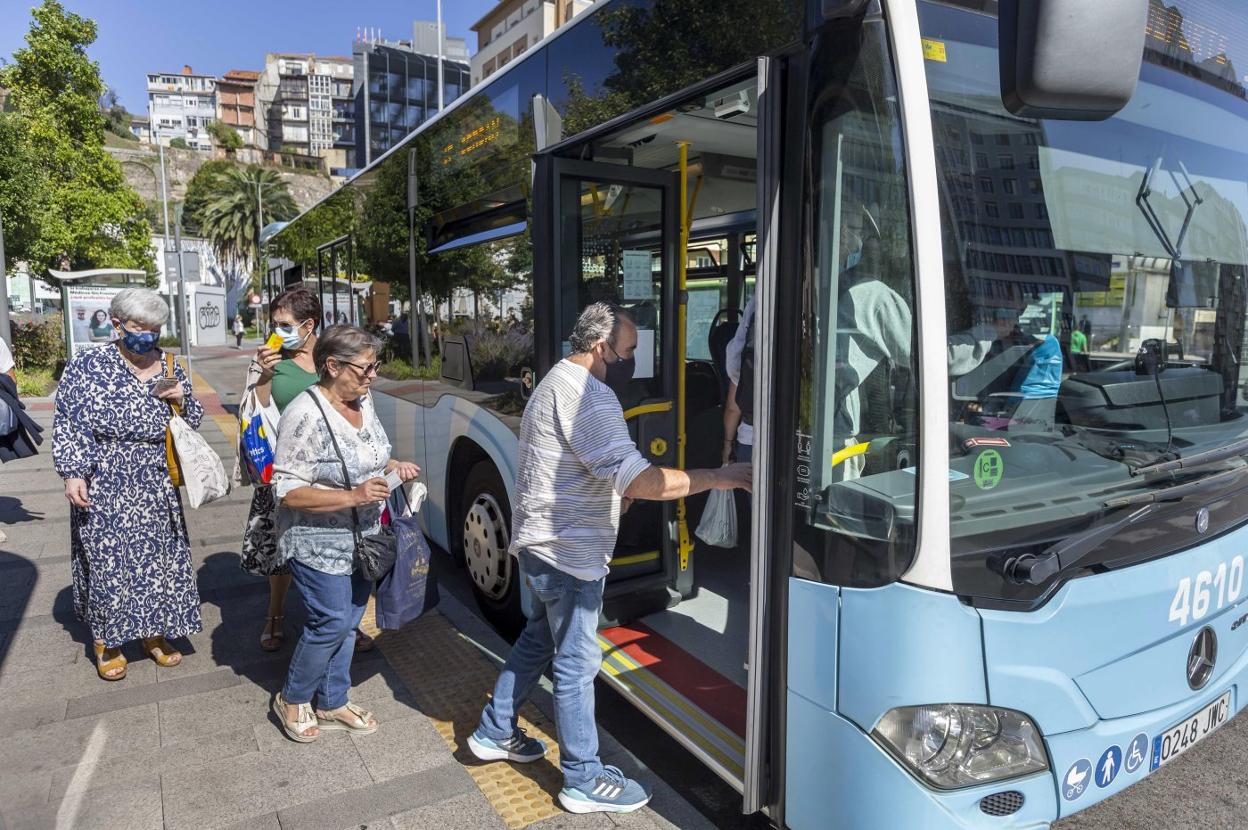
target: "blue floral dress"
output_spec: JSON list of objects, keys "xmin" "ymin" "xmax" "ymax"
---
[{"xmin": 52, "ymin": 345, "xmax": 205, "ymax": 648}]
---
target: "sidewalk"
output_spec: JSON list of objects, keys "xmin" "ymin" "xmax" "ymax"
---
[{"xmin": 0, "ymin": 345, "xmax": 713, "ymax": 830}]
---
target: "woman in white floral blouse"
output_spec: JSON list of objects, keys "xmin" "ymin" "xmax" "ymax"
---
[{"xmin": 269, "ymin": 326, "xmax": 419, "ymax": 742}]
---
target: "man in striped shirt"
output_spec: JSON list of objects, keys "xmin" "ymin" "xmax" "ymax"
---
[{"xmin": 469, "ymin": 302, "xmax": 752, "ymax": 814}]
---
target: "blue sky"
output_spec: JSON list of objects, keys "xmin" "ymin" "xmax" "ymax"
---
[{"xmin": 1, "ymin": 0, "xmax": 496, "ymax": 114}]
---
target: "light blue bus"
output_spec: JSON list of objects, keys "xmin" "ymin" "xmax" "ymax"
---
[{"xmin": 270, "ymin": 0, "xmax": 1248, "ymax": 825}]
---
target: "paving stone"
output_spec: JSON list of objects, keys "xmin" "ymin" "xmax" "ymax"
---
[
  {"xmin": 1, "ymin": 703, "xmax": 161, "ymax": 779},
  {"xmin": 211, "ymin": 813, "xmax": 281, "ymax": 830},
  {"xmin": 348, "ymin": 702, "xmax": 450, "ymax": 782},
  {"xmin": 274, "ymin": 763, "xmax": 477, "ymax": 830},
  {"xmin": 157, "ymin": 674, "xmax": 278, "ymax": 746},
  {"xmin": 3, "ymin": 777, "xmax": 163, "ymax": 830},
  {"xmin": 44, "ymin": 726, "xmax": 260, "ymax": 803},
  {"xmin": 527, "ymin": 812, "xmax": 617, "ymax": 829},
  {"xmin": 159, "ymin": 729, "xmax": 373, "ymax": 830},
  {"xmin": 0, "ymin": 648, "xmax": 158, "ymax": 698},
  {"xmin": 66, "ymin": 665, "xmax": 241, "ymax": 719},
  {"xmin": 0, "ymin": 771, "xmax": 52, "ymax": 812},
  {"xmin": 387, "ymin": 790, "xmax": 509, "ymax": 830}
]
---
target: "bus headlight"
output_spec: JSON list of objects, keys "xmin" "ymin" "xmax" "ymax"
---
[{"xmin": 872, "ymin": 705, "xmax": 1049, "ymax": 790}]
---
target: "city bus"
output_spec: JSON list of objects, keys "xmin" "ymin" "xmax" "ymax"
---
[{"xmin": 269, "ymin": 0, "xmax": 1248, "ymax": 826}]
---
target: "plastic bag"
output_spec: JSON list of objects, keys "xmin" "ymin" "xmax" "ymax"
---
[
  {"xmin": 695, "ymin": 487, "xmax": 737, "ymax": 548},
  {"xmin": 376, "ymin": 483, "xmax": 439, "ymax": 629},
  {"xmin": 238, "ymin": 386, "xmax": 278, "ymax": 484}
]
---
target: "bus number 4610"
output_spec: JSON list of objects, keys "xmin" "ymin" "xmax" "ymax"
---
[{"xmin": 1169, "ymin": 556, "xmax": 1245, "ymax": 627}]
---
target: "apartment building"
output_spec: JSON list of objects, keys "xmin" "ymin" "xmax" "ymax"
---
[
  {"xmin": 217, "ymin": 69, "xmax": 262, "ymax": 148},
  {"xmin": 470, "ymin": 0, "xmax": 594, "ymax": 86},
  {"xmin": 257, "ymin": 53, "xmax": 355, "ymax": 171},
  {"xmin": 353, "ymin": 23, "xmax": 471, "ymax": 168},
  {"xmin": 147, "ymin": 66, "xmax": 218, "ymax": 150}
]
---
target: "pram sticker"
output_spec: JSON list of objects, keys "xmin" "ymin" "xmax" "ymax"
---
[{"xmin": 1063, "ymin": 759, "xmax": 1092, "ymax": 801}]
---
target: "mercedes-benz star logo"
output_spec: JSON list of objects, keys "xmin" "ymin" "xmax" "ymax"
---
[{"xmin": 1187, "ymin": 626, "xmax": 1217, "ymax": 690}]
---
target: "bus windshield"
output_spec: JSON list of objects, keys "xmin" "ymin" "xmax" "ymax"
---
[{"xmin": 921, "ymin": 0, "xmax": 1248, "ymax": 603}]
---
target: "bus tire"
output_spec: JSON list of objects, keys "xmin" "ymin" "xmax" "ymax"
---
[{"xmin": 458, "ymin": 460, "xmax": 524, "ymax": 638}]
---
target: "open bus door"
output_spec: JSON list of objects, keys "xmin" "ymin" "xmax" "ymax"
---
[{"xmin": 532, "ymin": 156, "xmax": 692, "ymax": 618}]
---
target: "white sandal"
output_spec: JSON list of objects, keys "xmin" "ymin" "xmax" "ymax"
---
[
  {"xmin": 315, "ymin": 701, "xmax": 378, "ymax": 735},
  {"xmin": 273, "ymin": 693, "xmax": 319, "ymax": 743}
]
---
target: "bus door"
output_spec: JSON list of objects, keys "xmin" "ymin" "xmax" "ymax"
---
[{"xmin": 533, "ymin": 156, "xmax": 688, "ymax": 615}]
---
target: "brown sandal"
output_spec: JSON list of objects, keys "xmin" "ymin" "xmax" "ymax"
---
[
  {"xmin": 142, "ymin": 636, "xmax": 182, "ymax": 667},
  {"xmin": 94, "ymin": 640, "xmax": 127, "ymax": 681},
  {"xmin": 260, "ymin": 616, "xmax": 285, "ymax": 652}
]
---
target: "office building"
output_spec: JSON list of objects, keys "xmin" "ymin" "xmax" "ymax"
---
[
  {"xmin": 257, "ymin": 53, "xmax": 355, "ymax": 170},
  {"xmin": 470, "ymin": 0, "xmax": 594, "ymax": 85},
  {"xmin": 217, "ymin": 69, "xmax": 262, "ymax": 148},
  {"xmin": 352, "ymin": 24, "xmax": 470, "ymax": 168},
  {"xmin": 147, "ymin": 66, "xmax": 217, "ymax": 150}
]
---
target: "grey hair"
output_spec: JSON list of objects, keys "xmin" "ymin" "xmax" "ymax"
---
[
  {"xmin": 569, "ymin": 302, "xmax": 633, "ymax": 354},
  {"xmin": 313, "ymin": 325, "xmax": 382, "ymax": 377},
  {"xmin": 109, "ymin": 288, "xmax": 170, "ymax": 326}
]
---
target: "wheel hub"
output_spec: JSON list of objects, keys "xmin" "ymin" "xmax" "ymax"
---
[{"xmin": 464, "ymin": 492, "xmax": 511, "ymax": 601}]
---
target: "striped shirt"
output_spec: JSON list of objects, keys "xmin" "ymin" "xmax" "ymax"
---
[{"xmin": 510, "ymin": 359, "xmax": 652, "ymax": 581}]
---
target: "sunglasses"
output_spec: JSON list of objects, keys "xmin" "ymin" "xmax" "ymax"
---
[{"xmin": 336, "ymin": 358, "xmax": 381, "ymax": 376}]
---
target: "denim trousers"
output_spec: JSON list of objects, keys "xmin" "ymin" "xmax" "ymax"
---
[
  {"xmin": 282, "ymin": 558, "xmax": 371, "ymax": 710},
  {"xmin": 478, "ymin": 550, "xmax": 606, "ymax": 791}
]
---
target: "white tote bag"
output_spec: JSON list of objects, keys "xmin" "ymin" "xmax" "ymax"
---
[{"xmin": 169, "ymin": 414, "xmax": 231, "ymax": 508}]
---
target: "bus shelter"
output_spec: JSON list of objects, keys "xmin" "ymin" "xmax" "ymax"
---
[{"xmin": 46, "ymin": 268, "xmax": 148, "ymax": 358}]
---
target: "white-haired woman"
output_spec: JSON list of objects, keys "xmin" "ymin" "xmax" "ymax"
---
[
  {"xmin": 270, "ymin": 326, "xmax": 419, "ymax": 742},
  {"xmin": 53, "ymin": 287, "xmax": 205, "ymax": 681}
]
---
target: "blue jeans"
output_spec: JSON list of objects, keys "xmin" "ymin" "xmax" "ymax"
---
[
  {"xmin": 282, "ymin": 559, "xmax": 371, "ymax": 710},
  {"xmin": 478, "ymin": 551, "xmax": 606, "ymax": 790},
  {"xmin": 736, "ymin": 440, "xmax": 753, "ymax": 464}
]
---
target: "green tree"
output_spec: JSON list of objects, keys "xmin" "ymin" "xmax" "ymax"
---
[
  {"xmin": 180, "ymin": 158, "xmax": 233, "ymax": 236},
  {"xmin": 0, "ymin": 1, "xmax": 154, "ymax": 277},
  {"xmin": 169, "ymin": 137, "xmax": 189, "ymax": 149},
  {"xmin": 199, "ymin": 165, "xmax": 297, "ymax": 301},
  {"xmin": 100, "ymin": 88, "xmax": 135, "ymax": 141},
  {"xmin": 206, "ymin": 119, "xmax": 243, "ymax": 153}
]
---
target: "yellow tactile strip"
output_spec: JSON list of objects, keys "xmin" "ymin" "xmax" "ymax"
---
[{"xmin": 360, "ymin": 599, "xmax": 566, "ymax": 828}]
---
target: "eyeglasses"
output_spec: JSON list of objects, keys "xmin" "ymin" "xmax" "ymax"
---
[{"xmin": 336, "ymin": 359, "xmax": 380, "ymax": 376}]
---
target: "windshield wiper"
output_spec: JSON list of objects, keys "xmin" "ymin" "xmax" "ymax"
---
[
  {"xmin": 1130, "ymin": 437, "xmax": 1248, "ymax": 477},
  {"xmin": 1001, "ymin": 466, "xmax": 1248, "ymax": 586}
]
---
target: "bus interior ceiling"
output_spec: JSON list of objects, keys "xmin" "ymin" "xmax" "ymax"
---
[{"xmin": 587, "ymin": 76, "xmax": 761, "ymax": 765}]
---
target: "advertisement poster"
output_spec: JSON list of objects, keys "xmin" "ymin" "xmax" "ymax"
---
[
  {"xmin": 622, "ymin": 250, "xmax": 655, "ymax": 301},
  {"xmin": 65, "ymin": 285, "xmax": 125, "ymax": 356}
]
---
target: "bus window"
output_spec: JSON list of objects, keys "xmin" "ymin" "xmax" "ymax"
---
[
  {"xmin": 921, "ymin": 0, "xmax": 1248, "ymax": 604},
  {"xmin": 790, "ymin": 15, "xmax": 920, "ymax": 587}
]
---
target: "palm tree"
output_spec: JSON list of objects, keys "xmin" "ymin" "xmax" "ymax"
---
[{"xmin": 199, "ymin": 166, "xmax": 297, "ymax": 298}]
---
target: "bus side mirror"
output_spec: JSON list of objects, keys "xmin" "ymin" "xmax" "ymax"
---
[{"xmin": 999, "ymin": 0, "xmax": 1150, "ymax": 120}]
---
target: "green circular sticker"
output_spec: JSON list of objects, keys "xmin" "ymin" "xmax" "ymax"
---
[{"xmin": 974, "ymin": 449, "xmax": 1004, "ymax": 490}]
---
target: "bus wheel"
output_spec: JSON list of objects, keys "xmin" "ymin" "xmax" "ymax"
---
[{"xmin": 460, "ymin": 461, "xmax": 524, "ymax": 638}]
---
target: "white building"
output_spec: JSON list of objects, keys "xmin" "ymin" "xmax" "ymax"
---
[
  {"xmin": 257, "ymin": 53, "xmax": 355, "ymax": 170},
  {"xmin": 470, "ymin": 0, "xmax": 594, "ymax": 86},
  {"xmin": 146, "ymin": 66, "xmax": 218, "ymax": 150}
]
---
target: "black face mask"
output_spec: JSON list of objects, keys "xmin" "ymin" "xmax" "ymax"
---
[{"xmin": 603, "ymin": 344, "xmax": 635, "ymax": 394}]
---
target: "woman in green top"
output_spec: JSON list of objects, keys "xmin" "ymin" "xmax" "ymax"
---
[{"xmin": 240, "ymin": 288, "xmax": 372, "ymax": 652}]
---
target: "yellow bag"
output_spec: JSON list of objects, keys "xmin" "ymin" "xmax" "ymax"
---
[{"xmin": 163, "ymin": 353, "xmax": 184, "ymax": 487}]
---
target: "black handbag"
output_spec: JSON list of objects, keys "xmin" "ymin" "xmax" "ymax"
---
[{"xmin": 306, "ymin": 389, "xmax": 397, "ymax": 581}]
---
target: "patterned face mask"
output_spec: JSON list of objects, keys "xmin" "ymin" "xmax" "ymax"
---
[{"xmin": 121, "ymin": 328, "xmax": 160, "ymax": 354}]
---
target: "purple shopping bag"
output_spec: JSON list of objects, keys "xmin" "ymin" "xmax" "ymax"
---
[{"xmin": 375, "ymin": 486, "xmax": 439, "ymax": 629}]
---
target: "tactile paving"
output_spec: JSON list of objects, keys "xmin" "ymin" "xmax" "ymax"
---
[{"xmin": 360, "ymin": 598, "xmax": 566, "ymax": 828}]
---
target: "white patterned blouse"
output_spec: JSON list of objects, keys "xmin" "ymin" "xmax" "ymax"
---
[{"xmin": 272, "ymin": 386, "xmax": 391, "ymax": 575}]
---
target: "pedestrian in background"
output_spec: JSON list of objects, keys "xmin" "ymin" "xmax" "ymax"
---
[
  {"xmin": 52, "ymin": 288, "xmax": 204, "ymax": 681},
  {"xmin": 270, "ymin": 325, "xmax": 420, "ymax": 742},
  {"xmin": 468, "ymin": 302, "xmax": 751, "ymax": 814},
  {"xmin": 233, "ymin": 314, "xmax": 246, "ymax": 349}
]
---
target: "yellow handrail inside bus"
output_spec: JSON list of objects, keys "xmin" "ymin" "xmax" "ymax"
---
[
  {"xmin": 676, "ymin": 140, "xmax": 694, "ymax": 572},
  {"xmin": 831, "ymin": 441, "xmax": 871, "ymax": 467},
  {"xmin": 623, "ymin": 401, "xmax": 673, "ymax": 421}
]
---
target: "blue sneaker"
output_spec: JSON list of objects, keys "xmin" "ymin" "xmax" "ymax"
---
[
  {"xmin": 467, "ymin": 727, "xmax": 547, "ymax": 763},
  {"xmin": 558, "ymin": 765, "xmax": 652, "ymax": 814}
]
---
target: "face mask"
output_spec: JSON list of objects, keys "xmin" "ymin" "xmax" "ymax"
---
[
  {"xmin": 274, "ymin": 323, "xmax": 308, "ymax": 351},
  {"xmin": 603, "ymin": 350, "xmax": 636, "ymax": 394},
  {"xmin": 844, "ymin": 233, "xmax": 864, "ymax": 271},
  {"xmin": 122, "ymin": 329, "xmax": 159, "ymax": 355}
]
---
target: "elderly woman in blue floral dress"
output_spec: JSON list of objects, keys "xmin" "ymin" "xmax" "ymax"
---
[{"xmin": 53, "ymin": 288, "xmax": 205, "ymax": 681}]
